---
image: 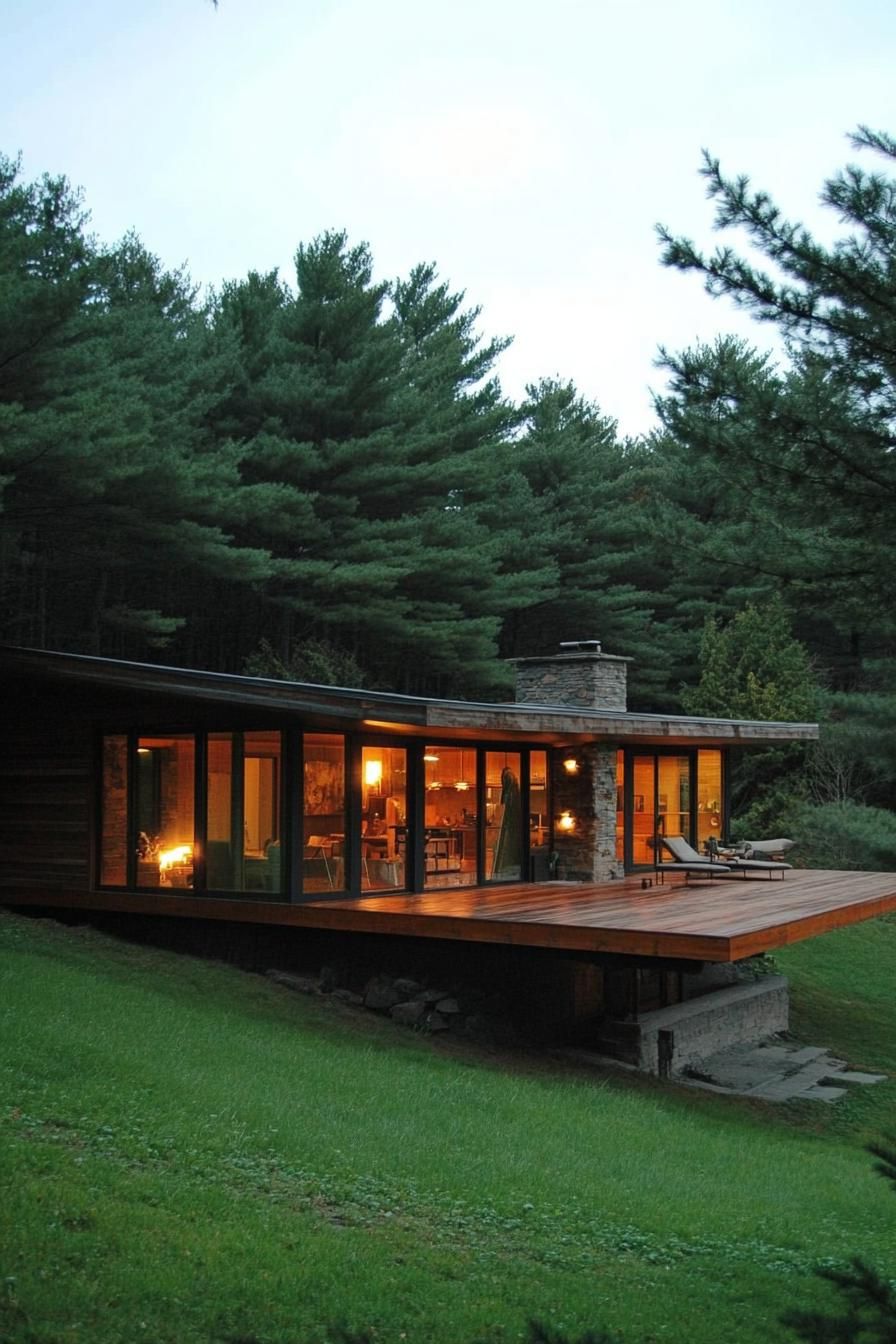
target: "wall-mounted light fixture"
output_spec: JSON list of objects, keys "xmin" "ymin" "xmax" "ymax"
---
[
  {"xmin": 364, "ymin": 758, "xmax": 383, "ymax": 789},
  {"xmin": 557, "ymin": 810, "xmax": 577, "ymax": 833},
  {"xmin": 562, "ymin": 756, "xmax": 581, "ymax": 775}
]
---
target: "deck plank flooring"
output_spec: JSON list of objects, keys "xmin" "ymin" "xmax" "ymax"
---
[
  {"xmin": 7, "ymin": 869, "xmax": 896, "ymax": 963},
  {"xmin": 306, "ymin": 869, "xmax": 896, "ymax": 961}
]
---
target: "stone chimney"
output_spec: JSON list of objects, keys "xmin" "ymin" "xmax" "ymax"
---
[{"xmin": 513, "ymin": 640, "xmax": 631, "ymax": 712}]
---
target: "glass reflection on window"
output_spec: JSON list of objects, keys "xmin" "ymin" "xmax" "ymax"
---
[{"xmin": 303, "ymin": 734, "xmax": 346, "ymax": 892}]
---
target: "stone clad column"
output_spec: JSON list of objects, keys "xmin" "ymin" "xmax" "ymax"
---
[{"xmin": 513, "ymin": 642, "xmax": 629, "ymax": 882}]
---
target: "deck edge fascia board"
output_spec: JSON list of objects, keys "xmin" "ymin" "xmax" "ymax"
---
[
  {"xmin": 727, "ymin": 889, "xmax": 896, "ymax": 960},
  {"xmin": 1, "ymin": 887, "xmax": 731, "ymax": 961}
]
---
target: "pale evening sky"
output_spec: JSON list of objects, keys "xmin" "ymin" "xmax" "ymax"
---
[{"xmin": 4, "ymin": 0, "xmax": 896, "ymax": 437}]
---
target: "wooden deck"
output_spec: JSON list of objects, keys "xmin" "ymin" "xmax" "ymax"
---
[
  {"xmin": 305, "ymin": 869, "xmax": 896, "ymax": 961},
  {"xmin": 7, "ymin": 869, "xmax": 896, "ymax": 962}
]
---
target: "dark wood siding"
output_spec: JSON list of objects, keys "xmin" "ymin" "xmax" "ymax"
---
[{"xmin": 0, "ymin": 696, "xmax": 91, "ymax": 894}]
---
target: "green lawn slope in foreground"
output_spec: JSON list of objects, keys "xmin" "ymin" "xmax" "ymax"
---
[{"xmin": 1, "ymin": 910, "xmax": 894, "ymax": 1344}]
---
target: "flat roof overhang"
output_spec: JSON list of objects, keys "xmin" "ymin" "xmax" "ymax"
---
[
  {"xmin": 6, "ymin": 869, "xmax": 893, "ymax": 963},
  {"xmin": 0, "ymin": 646, "xmax": 819, "ymax": 748}
]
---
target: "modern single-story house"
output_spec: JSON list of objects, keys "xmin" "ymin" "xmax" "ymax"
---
[{"xmin": 3, "ymin": 640, "xmax": 895, "ymax": 1072}]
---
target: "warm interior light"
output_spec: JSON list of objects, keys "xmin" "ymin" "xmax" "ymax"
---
[
  {"xmin": 423, "ymin": 752, "xmax": 440, "ymax": 763},
  {"xmin": 557, "ymin": 811, "xmax": 576, "ymax": 833},
  {"xmin": 158, "ymin": 844, "xmax": 193, "ymax": 871},
  {"xmin": 454, "ymin": 780, "xmax": 470, "ymax": 791},
  {"xmin": 137, "ymin": 747, "xmax": 151, "ymax": 755},
  {"xmin": 562, "ymin": 756, "xmax": 580, "ymax": 775},
  {"xmin": 364, "ymin": 758, "xmax": 383, "ymax": 788}
]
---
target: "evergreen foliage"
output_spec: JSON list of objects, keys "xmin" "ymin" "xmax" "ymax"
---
[
  {"xmin": 657, "ymin": 126, "xmax": 896, "ymax": 834},
  {"xmin": 682, "ymin": 598, "xmax": 817, "ymax": 722},
  {"xmin": 243, "ymin": 636, "xmax": 367, "ymax": 688},
  {"xmin": 682, "ymin": 599, "xmax": 817, "ymax": 831},
  {"xmin": 2, "ymin": 128, "xmax": 896, "ymax": 821}
]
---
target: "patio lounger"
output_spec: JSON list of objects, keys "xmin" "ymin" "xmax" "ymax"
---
[
  {"xmin": 739, "ymin": 838, "xmax": 796, "ymax": 860},
  {"xmin": 671, "ymin": 834, "xmax": 791, "ymax": 879},
  {"xmin": 652, "ymin": 859, "xmax": 732, "ymax": 885}
]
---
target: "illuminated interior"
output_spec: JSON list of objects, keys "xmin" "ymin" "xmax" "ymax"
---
[
  {"xmin": 617, "ymin": 749, "xmax": 725, "ymax": 866},
  {"xmin": 423, "ymin": 745, "xmax": 478, "ymax": 888},
  {"xmin": 100, "ymin": 732, "xmax": 724, "ymax": 892},
  {"xmin": 529, "ymin": 750, "xmax": 549, "ymax": 856},
  {"xmin": 615, "ymin": 748, "xmax": 624, "ymax": 862},
  {"xmin": 206, "ymin": 731, "xmax": 282, "ymax": 893},
  {"xmin": 696, "ymin": 750, "xmax": 723, "ymax": 849},
  {"xmin": 485, "ymin": 750, "xmax": 522, "ymax": 881},
  {"xmin": 359, "ymin": 745, "xmax": 406, "ymax": 891},
  {"xmin": 135, "ymin": 735, "xmax": 195, "ymax": 888},
  {"xmin": 303, "ymin": 733, "xmax": 346, "ymax": 891}
]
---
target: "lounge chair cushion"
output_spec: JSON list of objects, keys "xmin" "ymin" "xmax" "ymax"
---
[
  {"xmin": 665, "ymin": 833, "xmax": 790, "ymax": 876},
  {"xmin": 663, "ymin": 835, "xmax": 724, "ymax": 865},
  {"xmin": 741, "ymin": 838, "xmax": 795, "ymax": 858}
]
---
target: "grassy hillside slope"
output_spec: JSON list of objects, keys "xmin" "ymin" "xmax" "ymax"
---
[{"xmin": 1, "ymin": 910, "xmax": 894, "ymax": 1344}]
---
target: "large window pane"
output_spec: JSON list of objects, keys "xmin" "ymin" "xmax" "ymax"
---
[
  {"xmin": 244, "ymin": 731, "xmax": 282, "ymax": 894},
  {"xmin": 486, "ymin": 750, "xmax": 522, "ymax": 881},
  {"xmin": 136, "ymin": 735, "xmax": 195, "ymax": 888},
  {"xmin": 205, "ymin": 732, "xmax": 282, "ymax": 894},
  {"xmin": 424, "ymin": 746, "xmax": 477, "ymax": 888},
  {"xmin": 615, "ymin": 749, "xmax": 624, "ymax": 863},
  {"xmin": 631, "ymin": 755, "xmax": 655, "ymax": 866},
  {"xmin": 303, "ymin": 734, "xmax": 345, "ymax": 891},
  {"xmin": 100, "ymin": 735, "xmax": 128, "ymax": 886},
  {"xmin": 657, "ymin": 755, "xmax": 690, "ymax": 844},
  {"xmin": 360, "ymin": 746, "xmax": 407, "ymax": 890},
  {"xmin": 530, "ymin": 749, "xmax": 549, "ymax": 860},
  {"xmin": 206, "ymin": 732, "xmax": 237, "ymax": 889},
  {"xmin": 696, "ymin": 750, "xmax": 723, "ymax": 850}
]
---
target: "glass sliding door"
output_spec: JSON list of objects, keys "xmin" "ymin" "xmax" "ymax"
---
[
  {"xmin": 629, "ymin": 752, "xmax": 691, "ymax": 867},
  {"xmin": 529, "ymin": 750, "xmax": 549, "ymax": 864},
  {"xmin": 614, "ymin": 749, "xmax": 624, "ymax": 863},
  {"xmin": 630, "ymin": 754, "xmax": 657, "ymax": 867},
  {"xmin": 205, "ymin": 731, "xmax": 282, "ymax": 894},
  {"xmin": 485, "ymin": 750, "xmax": 522, "ymax": 881},
  {"xmin": 696, "ymin": 750, "xmax": 723, "ymax": 850},
  {"xmin": 423, "ymin": 745, "xmax": 477, "ymax": 888},
  {"xmin": 656, "ymin": 754, "xmax": 690, "ymax": 844},
  {"xmin": 360, "ymin": 745, "xmax": 407, "ymax": 890}
]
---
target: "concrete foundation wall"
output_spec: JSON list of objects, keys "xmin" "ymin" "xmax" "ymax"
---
[{"xmin": 634, "ymin": 976, "xmax": 789, "ymax": 1075}]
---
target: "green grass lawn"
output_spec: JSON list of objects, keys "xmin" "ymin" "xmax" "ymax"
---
[{"xmin": 2, "ymin": 910, "xmax": 895, "ymax": 1344}]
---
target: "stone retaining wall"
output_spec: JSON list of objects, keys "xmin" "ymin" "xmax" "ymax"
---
[{"xmin": 632, "ymin": 976, "xmax": 790, "ymax": 1075}]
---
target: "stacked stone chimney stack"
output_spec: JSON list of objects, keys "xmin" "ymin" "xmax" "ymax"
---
[{"xmin": 513, "ymin": 640, "xmax": 631, "ymax": 713}]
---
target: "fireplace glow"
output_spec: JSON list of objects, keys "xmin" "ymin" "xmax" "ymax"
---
[{"xmin": 158, "ymin": 844, "xmax": 193, "ymax": 873}]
